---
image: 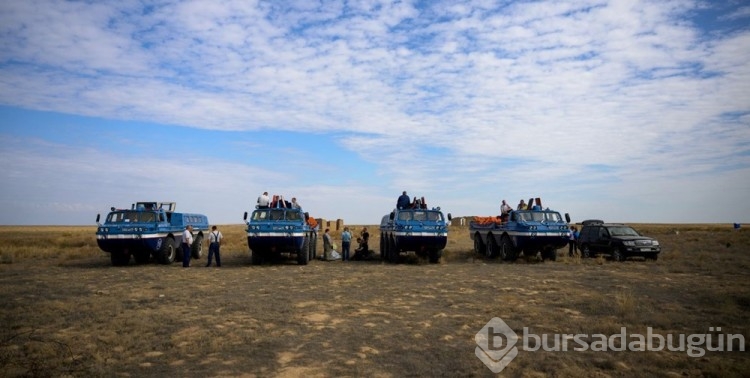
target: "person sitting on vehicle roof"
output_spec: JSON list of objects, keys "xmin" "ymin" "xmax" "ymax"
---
[
  {"xmin": 257, "ymin": 192, "xmax": 270, "ymax": 209},
  {"xmin": 517, "ymin": 199, "xmax": 527, "ymax": 210},
  {"xmin": 397, "ymin": 191, "xmax": 410, "ymax": 209},
  {"xmin": 501, "ymin": 200, "xmax": 512, "ymax": 215}
]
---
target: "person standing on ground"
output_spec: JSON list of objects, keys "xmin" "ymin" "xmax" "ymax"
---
[
  {"xmin": 568, "ymin": 226, "xmax": 577, "ymax": 257},
  {"xmin": 341, "ymin": 227, "xmax": 352, "ymax": 261},
  {"xmin": 182, "ymin": 225, "xmax": 193, "ymax": 268},
  {"xmin": 206, "ymin": 225, "xmax": 223, "ymax": 267},
  {"xmin": 360, "ymin": 227, "xmax": 370, "ymax": 253},
  {"xmin": 323, "ymin": 228, "xmax": 333, "ymax": 260}
]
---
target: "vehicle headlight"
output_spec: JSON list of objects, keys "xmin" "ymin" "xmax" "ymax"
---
[
  {"xmin": 652, "ymin": 240, "xmax": 660, "ymax": 246},
  {"xmin": 623, "ymin": 241, "xmax": 635, "ymax": 246}
]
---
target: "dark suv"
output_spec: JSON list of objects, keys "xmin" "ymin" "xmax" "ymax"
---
[{"xmin": 577, "ymin": 220, "xmax": 660, "ymax": 261}]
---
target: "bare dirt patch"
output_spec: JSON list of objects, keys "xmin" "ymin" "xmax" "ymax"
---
[{"xmin": 0, "ymin": 224, "xmax": 748, "ymax": 376}]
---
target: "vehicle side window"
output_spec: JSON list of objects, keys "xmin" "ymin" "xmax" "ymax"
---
[{"xmin": 599, "ymin": 227, "xmax": 609, "ymax": 238}]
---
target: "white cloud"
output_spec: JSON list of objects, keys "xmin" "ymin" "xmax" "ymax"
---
[{"xmin": 0, "ymin": 0, "xmax": 748, "ymax": 224}]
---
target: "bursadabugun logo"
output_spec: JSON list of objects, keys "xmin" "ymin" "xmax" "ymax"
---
[
  {"xmin": 475, "ymin": 317, "xmax": 746, "ymax": 373},
  {"xmin": 474, "ymin": 317, "xmax": 519, "ymax": 373}
]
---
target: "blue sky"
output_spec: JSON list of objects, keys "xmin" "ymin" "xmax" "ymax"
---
[{"xmin": 0, "ymin": 0, "xmax": 748, "ymax": 226}]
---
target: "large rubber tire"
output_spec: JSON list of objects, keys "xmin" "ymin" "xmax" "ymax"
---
[
  {"xmin": 111, "ymin": 250, "xmax": 130, "ymax": 266},
  {"xmin": 311, "ymin": 233, "xmax": 318, "ymax": 260},
  {"xmin": 308, "ymin": 233, "xmax": 315, "ymax": 262},
  {"xmin": 473, "ymin": 233, "xmax": 485, "ymax": 254},
  {"xmin": 155, "ymin": 238, "xmax": 176, "ymax": 265},
  {"xmin": 133, "ymin": 250, "xmax": 150, "ymax": 264},
  {"xmin": 542, "ymin": 248, "xmax": 557, "ymax": 261},
  {"xmin": 429, "ymin": 249, "xmax": 442, "ymax": 264},
  {"xmin": 191, "ymin": 234, "xmax": 203, "ymax": 259},
  {"xmin": 611, "ymin": 248, "xmax": 626, "ymax": 262},
  {"xmin": 380, "ymin": 234, "xmax": 386, "ymax": 260},
  {"xmin": 485, "ymin": 234, "xmax": 498, "ymax": 258},
  {"xmin": 388, "ymin": 237, "xmax": 399, "ymax": 263},
  {"xmin": 581, "ymin": 244, "xmax": 592, "ymax": 258},
  {"xmin": 499, "ymin": 235, "xmax": 517, "ymax": 261},
  {"xmin": 250, "ymin": 249, "xmax": 262, "ymax": 265},
  {"xmin": 298, "ymin": 237, "xmax": 310, "ymax": 265}
]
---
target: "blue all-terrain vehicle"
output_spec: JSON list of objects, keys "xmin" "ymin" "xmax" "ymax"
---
[
  {"xmin": 469, "ymin": 197, "xmax": 570, "ymax": 261},
  {"xmin": 243, "ymin": 200, "xmax": 318, "ymax": 265},
  {"xmin": 379, "ymin": 198, "xmax": 451, "ymax": 264},
  {"xmin": 96, "ymin": 202, "xmax": 209, "ymax": 266}
]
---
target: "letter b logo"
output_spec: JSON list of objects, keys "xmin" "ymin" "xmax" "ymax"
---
[{"xmin": 475, "ymin": 317, "xmax": 519, "ymax": 373}]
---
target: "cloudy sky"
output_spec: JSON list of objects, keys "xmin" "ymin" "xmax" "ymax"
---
[{"xmin": 0, "ymin": 0, "xmax": 748, "ymax": 226}]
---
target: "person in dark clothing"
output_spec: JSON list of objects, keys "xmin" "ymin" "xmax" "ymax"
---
[
  {"xmin": 206, "ymin": 225, "xmax": 222, "ymax": 267},
  {"xmin": 397, "ymin": 191, "xmax": 410, "ymax": 209},
  {"xmin": 360, "ymin": 227, "xmax": 370, "ymax": 253}
]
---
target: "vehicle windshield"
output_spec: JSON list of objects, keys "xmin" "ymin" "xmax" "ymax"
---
[
  {"xmin": 106, "ymin": 211, "xmax": 157, "ymax": 223},
  {"xmin": 516, "ymin": 211, "xmax": 562, "ymax": 222},
  {"xmin": 397, "ymin": 211, "xmax": 443, "ymax": 221},
  {"xmin": 252, "ymin": 209, "xmax": 302, "ymax": 221},
  {"xmin": 607, "ymin": 226, "xmax": 640, "ymax": 237}
]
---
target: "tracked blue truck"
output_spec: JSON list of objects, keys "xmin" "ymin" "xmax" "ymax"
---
[
  {"xmin": 96, "ymin": 202, "xmax": 209, "ymax": 266},
  {"xmin": 380, "ymin": 203, "xmax": 452, "ymax": 264},
  {"xmin": 470, "ymin": 198, "xmax": 570, "ymax": 261},
  {"xmin": 243, "ymin": 205, "xmax": 318, "ymax": 265}
]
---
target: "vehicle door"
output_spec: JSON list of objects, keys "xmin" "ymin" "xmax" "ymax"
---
[{"xmin": 588, "ymin": 226, "xmax": 607, "ymax": 253}]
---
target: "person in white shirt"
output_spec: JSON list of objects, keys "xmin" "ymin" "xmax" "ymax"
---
[
  {"xmin": 206, "ymin": 225, "xmax": 223, "ymax": 267},
  {"xmin": 182, "ymin": 225, "xmax": 193, "ymax": 268},
  {"xmin": 257, "ymin": 192, "xmax": 270, "ymax": 209},
  {"xmin": 501, "ymin": 200, "xmax": 512, "ymax": 215},
  {"xmin": 290, "ymin": 197, "xmax": 301, "ymax": 209}
]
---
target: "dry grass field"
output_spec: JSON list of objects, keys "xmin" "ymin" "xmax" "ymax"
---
[{"xmin": 0, "ymin": 223, "xmax": 748, "ymax": 377}]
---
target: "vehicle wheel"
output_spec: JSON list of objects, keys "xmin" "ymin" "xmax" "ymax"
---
[
  {"xmin": 191, "ymin": 234, "xmax": 203, "ymax": 259},
  {"xmin": 542, "ymin": 248, "xmax": 557, "ymax": 261},
  {"xmin": 111, "ymin": 250, "xmax": 130, "ymax": 266},
  {"xmin": 250, "ymin": 248, "xmax": 262, "ymax": 265},
  {"xmin": 297, "ymin": 237, "xmax": 310, "ymax": 265},
  {"xmin": 499, "ymin": 236, "xmax": 517, "ymax": 261},
  {"xmin": 308, "ymin": 233, "xmax": 315, "ymax": 261},
  {"xmin": 429, "ymin": 249, "xmax": 442, "ymax": 263},
  {"xmin": 389, "ymin": 237, "xmax": 399, "ymax": 263},
  {"xmin": 133, "ymin": 250, "xmax": 150, "ymax": 264},
  {"xmin": 473, "ymin": 233, "xmax": 485, "ymax": 255},
  {"xmin": 380, "ymin": 234, "xmax": 386, "ymax": 260},
  {"xmin": 155, "ymin": 237, "xmax": 176, "ymax": 264},
  {"xmin": 485, "ymin": 235, "xmax": 498, "ymax": 258},
  {"xmin": 581, "ymin": 245, "xmax": 592, "ymax": 258},
  {"xmin": 645, "ymin": 254, "xmax": 659, "ymax": 261},
  {"xmin": 611, "ymin": 248, "xmax": 626, "ymax": 262}
]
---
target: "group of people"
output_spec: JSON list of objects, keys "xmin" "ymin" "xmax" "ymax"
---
[
  {"xmin": 396, "ymin": 191, "xmax": 428, "ymax": 210},
  {"xmin": 256, "ymin": 192, "xmax": 301, "ymax": 210},
  {"xmin": 322, "ymin": 226, "xmax": 371, "ymax": 261},
  {"xmin": 498, "ymin": 198, "xmax": 543, "ymax": 214},
  {"xmin": 181, "ymin": 224, "xmax": 224, "ymax": 268}
]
